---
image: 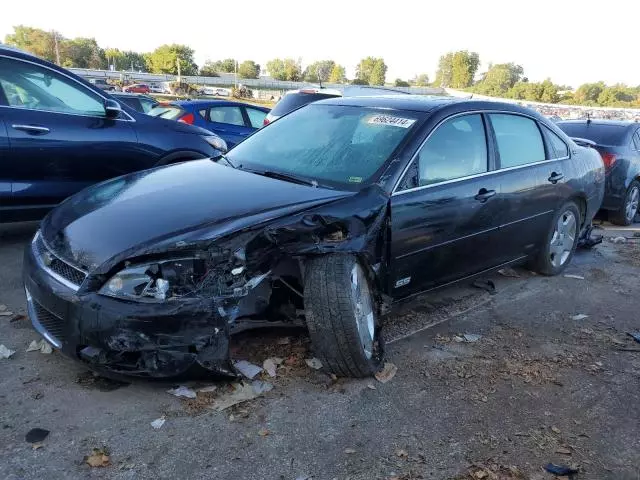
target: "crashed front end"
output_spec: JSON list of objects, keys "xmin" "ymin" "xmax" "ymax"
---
[{"xmin": 23, "ymin": 187, "xmax": 390, "ymax": 378}]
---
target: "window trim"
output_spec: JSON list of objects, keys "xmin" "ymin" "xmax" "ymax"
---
[
  {"xmin": 540, "ymin": 123, "xmax": 570, "ymax": 160},
  {"xmin": 392, "ymin": 110, "xmax": 568, "ymax": 196},
  {"xmin": 488, "ymin": 112, "xmax": 548, "ymax": 169},
  {"xmin": 0, "ymin": 54, "xmax": 135, "ymax": 122},
  {"xmin": 243, "ymin": 106, "xmax": 268, "ymax": 129}
]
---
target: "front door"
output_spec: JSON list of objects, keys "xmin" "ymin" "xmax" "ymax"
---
[
  {"xmin": 0, "ymin": 55, "xmax": 139, "ymax": 219},
  {"xmin": 390, "ymin": 113, "xmax": 505, "ymax": 297}
]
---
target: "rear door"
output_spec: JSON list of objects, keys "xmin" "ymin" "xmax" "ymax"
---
[
  {"xmin": 0, "ymin": 118, "xmax": 10, "ymax": 214},
  {"xmin": 206, "ymin": 105, "xmax": 251, "ymax": 146},
  {"xmin": 243, "ymin": 106, "xmax": 268, "ymax": 131},
  {"xmin": 390, "ymin": 113, "xmax": 505, "ymax": 297},
  {"xmin": 0, "ymin": 55, "xmax": 139, "ymax": 220},
  {"xmin": 487, "ymin": 113, "xmax": 565, "ymax": 263}
]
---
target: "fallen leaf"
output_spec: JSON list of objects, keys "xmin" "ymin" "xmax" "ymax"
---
[
  {"xmin": 85, "ymin": 448, "xmax": 110, "ymax": 467},
  {"xmin": 551, "ymin": 426, "xmax": 561, "ymax": 434},
  {"xmin": 498, "ymin": 267, "xmax": 521, "ymax": 278},
  {"xmin": 305, "ymin": 358, "xmax": 323, "ymax": 370},
  {"xmin": 375, "ymin": 363, "xmax": 398, "ymax": 383},
  {"xmin": 344, "ymin": 448, "xmax": 356, "ymax": 454},
  {"xmin": 556, "ymin": 446, "xmax": 572, "ymax": 455},
  {"xmin": 258, "ymin": 428, "xmax": 270, "ymax": 437},
  {"xmin": 263, "ymin": 358, "xmax": 278, "ymax": 378},
  {"xmin": 367, "ymin": 383, "xmax": 376, "ymax": 390}
]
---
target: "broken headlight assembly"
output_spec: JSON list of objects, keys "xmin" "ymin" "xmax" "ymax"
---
[{"xmin": 99, "ymin": 258, "xmax": 207, "ymax": 302}]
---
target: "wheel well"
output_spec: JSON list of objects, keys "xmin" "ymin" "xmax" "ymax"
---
[{"xmin": 569, "ymin": 195, "xmax": 587, "ymax": 226}]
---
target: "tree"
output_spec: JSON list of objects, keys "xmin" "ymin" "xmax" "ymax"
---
[
  {"xmin": 145, "ymin": 44, "xmax": 198, "ymax": 75},
  {"xmin": 328, "ymin": 64, "xmax": 346, "ymax": 84},
  {"xmin": 597, "ymin": 84, "xmax": 637, "ymax": 107},
  {"xmin": 434, "ymin": 52, "xmax": 453, "ymax": 87},
  {"xmin": 62, "ymin": 37, "xmax": 106, "ymax": 69},
  {"xmin": 413, "ymin": 74, "xmax": 430, "ymax": 86},
  {"xmin": 104, "ymin": 48, "xmax": 123, "ymax": 70},
  {"xmin": 121, "ymin": 51, "xmax": 147, "ymax": 72},
  {"xmin": 4, "ymin": 25, "xmax": 60, "ymax": 63},
  {"xmin": 266, "ymin": 58, "xmax": 301, "ymax": 81},
  {"xmin": 212, "ymin": 58, "xmax": 237, "ymax": 73},
  {"xmin": 573, "ymin": 82, "xmax": 606, "ymax": 105},
  {"xmin": 356, "ymin": 57, "xmax": 387, "ymax": 86},
  {"xmin": 394, "ymin": 79, "xmax": 410, "ymax": 87},
  {"xmin": 434, "ymin": 51, "xmax": 479, "ymax": 88},
  {"xmin": 474, "ymin": 63, "xmax": 524, "ymax": 96},
  {"xmin": 238, "ymin": 60, "xmax": 260, "ymax": 79},
  {"xmin": 199, "ymin": 61, "xmax": 220, "ymax": 77},
  {"xmin": 303, "ymin": 60, "xmax": 335, "ymax": 83}
]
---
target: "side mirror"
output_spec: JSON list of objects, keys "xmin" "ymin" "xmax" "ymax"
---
[{"xmin": 104, "ymin": 99, "xmax": 122, "ymax": 118}]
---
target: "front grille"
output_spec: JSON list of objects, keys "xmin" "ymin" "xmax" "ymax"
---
[
  {"xmin": 33, "ymin": 300, "xmax": 66, "ymax": 344},
  {"xmin": 34, "ymin": 234, "xmax": 87, "ymax": 288}
]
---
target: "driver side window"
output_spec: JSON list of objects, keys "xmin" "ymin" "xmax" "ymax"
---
[{"xmin": 0, "ymin": 57, "xmax": 105, "ymax": 116}]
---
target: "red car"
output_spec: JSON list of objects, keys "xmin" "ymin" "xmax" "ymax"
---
[{"xmin": 123, "ymin": 83, "xmax": 150, "ymax": 94}]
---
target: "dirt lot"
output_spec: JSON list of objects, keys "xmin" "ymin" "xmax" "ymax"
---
[{"xmin": 1, "ymin": 221, "xmax": 639, "ymax": 480}]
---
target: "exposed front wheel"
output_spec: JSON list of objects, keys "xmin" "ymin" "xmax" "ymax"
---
[
  {"xmin": 304, "ymin": 255, "xmax": 383, "ymax": 377},
  {"xmin": 530, "ymin": 201, "xmax": 581, "ymax": 276},
  {"xmin": 611, "ymin": 181, "xmax": 639, "ymax": 226}
]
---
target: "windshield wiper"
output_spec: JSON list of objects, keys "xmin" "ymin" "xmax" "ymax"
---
[
  {"xmin": 212, "ymin": 154, "xmax": 236, "ymax": 168},
  {"xmin": 252, "ymin": 169, "xmax": 320, "ymax": 188}
]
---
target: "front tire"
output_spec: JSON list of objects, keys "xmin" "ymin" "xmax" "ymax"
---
[
  {"xmin": 610, "ymin": 180, "xmax": 639, "ymax": 226},
  {"xmin": 530, "ymin": 201, "xmax": 581, "ymax": 276},
  {"xmin": 304, "ymin": 255, "xmax": 383, "ymax": 377}
]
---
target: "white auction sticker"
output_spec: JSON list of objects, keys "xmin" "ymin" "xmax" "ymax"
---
[{"xmin": 367, "ymin": 114, "xmax": 416, "ymax": 128}]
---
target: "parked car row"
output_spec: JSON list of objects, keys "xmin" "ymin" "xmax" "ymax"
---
[{"xmin": 1, "ymin": 43, "xmax": 631, "ymax": 381}]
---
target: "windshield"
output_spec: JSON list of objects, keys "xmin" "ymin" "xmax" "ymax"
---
[
  {"xmin": 148, "ymin": 105, "xmax": 185, "ymax": 120},
  {"xmin": 226, "ymin": 104, "xmax": 421, "ymax": 190}
]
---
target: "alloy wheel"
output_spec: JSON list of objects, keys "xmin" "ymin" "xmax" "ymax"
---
[
  {"xmin": 549, "ymin": 210, "xmax": 577, "ymax": 268},
  {"xmin": 350, "ymin": 263, "xmax": 375, "ymax": 359}
]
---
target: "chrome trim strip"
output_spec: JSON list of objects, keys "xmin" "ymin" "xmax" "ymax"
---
[
  {"xmin": 31, "ymin": 231, "xmax": 84, "ymax": 292},
  {"xmin": 0, "ymin": 54, "xmax": 135, "ymax": 122},
  {"xmin": 24, "ymin": 287, "xmax": 62, "ymax": 349},
  {"xmin": 391, "ymin": 109, "xmax": 570, "ymax": 196}
]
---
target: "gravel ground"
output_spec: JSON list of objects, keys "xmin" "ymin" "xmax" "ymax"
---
[{"xmin": 1, "ymin": 222, "xmax": 639, "ymax": 480}]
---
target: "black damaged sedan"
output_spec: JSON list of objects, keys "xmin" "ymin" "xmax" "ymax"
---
[{"xmin": 23, "ymin": 96, "xmax": 605, "ymax": 378}]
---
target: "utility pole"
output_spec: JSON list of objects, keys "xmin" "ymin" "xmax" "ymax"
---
[
  {"xmin": 52, "ymin": 31, "xmax": 61, "ymax": 65},
  {"xmin": 176, "ymin": 56, "xmax": 181, "ymax": 83},
  {"xmin": 234, "ymin": 59, "xmax": 238, "ymax": 89}
]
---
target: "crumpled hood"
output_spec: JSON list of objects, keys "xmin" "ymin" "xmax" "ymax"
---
[{"xmin": 41, "ymin": 160, "xmax": 352, "ymax": 271}]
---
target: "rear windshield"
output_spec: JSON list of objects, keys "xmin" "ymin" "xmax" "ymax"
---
[
  {"xmin": 148, "ymin": 105, "xmax": 185, "ymax": 120},
  {"xmin": 115, "ymin": 96, "xmax": 140, "ymax": 111},
  {"xmin": 270, "ymin": 92, "xmax": 341, "ymax": 117},
  {"xmin": 557, "ymin": 123, "xmax": 628, "ymax": 146}
]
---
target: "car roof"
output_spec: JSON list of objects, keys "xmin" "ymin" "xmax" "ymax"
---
[
  {"xmin": 557, "ymin": 119, "xmax": 637, "ymax": 129},
  {"xmin": 315, "ymin": 95, "xmax": 539, "ymax": 115}
]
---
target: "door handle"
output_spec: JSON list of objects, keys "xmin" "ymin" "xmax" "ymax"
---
[
  {"xmin": 12, "ymin": 124, "xmax": 50, "ymax": 135},
  {"xmin": 474, "ymin": 188, "xmax": 496, "ymax": 202},
  {"xmin": 548, "ymin": 172, "xmax": 564, "ymax": 184}
]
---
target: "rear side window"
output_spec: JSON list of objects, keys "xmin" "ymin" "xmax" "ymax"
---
[
  {"xmin": 270, "ymin": 92, "xmax": 340, "ymax": 117},
  {"xmin": 245, "ymin": 107, "xmax": 267, "ymax": 128},
  {"xmin": 632, "ymin": 130, "xmax": 640, "ymax": 150},
  {"xmin": 209, "ymin": 106, "xmax": 244, "ymax": 126},
  {"xmin": 556, "ymin": 123, "xmax": 627, "ymax": 146},
  {"xmin": 415, "ymin": 114, "xmax": 488, "ymax": 186},
  {"xmin": 148, "ymin": 105, "xmax": 184, "ymax": 120},
  {"xmin": 489, "ymin": 114, "xmax": 545, "ymax": 168},
  {"xmin": 543, "ymin": 125, "xmax": 569, "ymax": 158}
]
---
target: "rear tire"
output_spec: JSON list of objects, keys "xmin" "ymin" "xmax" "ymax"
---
[
  {"xmin": 530, "ymin": 201, "xmax": 581, "ymax": 276},
  {"xmin": 610, "ymin": 180, "xmax": 639, "ymax": 226},
  {"xmin": 304, "ymin": 255, "xmax": 383, "ymax": 377}
]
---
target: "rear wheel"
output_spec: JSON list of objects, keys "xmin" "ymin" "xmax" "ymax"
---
[
  {"xmin": 530, "ymin": 201, "xmax": 580, "ymax": 276},
  {"xmin": 610, "ymin": 180, "xmax": 639, "ymax": 226},
  {"xmin": 304, "ymin": 255, "xmax": 383, "ymax": 377}
]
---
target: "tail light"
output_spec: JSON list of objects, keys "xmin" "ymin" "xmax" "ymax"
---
[
  {"xmin": 263, "ymin": 117, "xmax": 270, "ymax": 126},
  {"xmin": 601, "ymin": 152, "xmax": 617, "ymax": 170},
  {"xmin": 178, "ymin": 113, "xmax": 195, "ymax": 124}
]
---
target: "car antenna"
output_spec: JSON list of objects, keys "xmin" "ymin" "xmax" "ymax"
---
[{"xmin": 586, "ymin": 112, "xmax": 591, "ymax": 124}]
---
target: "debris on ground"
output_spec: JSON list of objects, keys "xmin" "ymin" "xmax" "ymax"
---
[
  {"xmin": 150, "ymin": 417, "xmax": 166, "ymax": 429},
  {"xmin": 627, "ymin": 332, "xmax": 640, "ymax": 344},
  {"xmin": 395, "ymin": 449, "xmax": 409, "ymax": 458},
  {"xmin": 250, "ymin": 380, "xmax": 273, "ymax": 395},
  {"xmin": 263, "ymin": 358, "xmax": 278, "ymax": 377},
  {"xmin": 25, "ymin": 428, "xmax": 49, "ymax": 443},
  {"xmin": 26, "ymin": 339, "xmax": 53, "ymax": 354},
  {"xmin": 571, "ymin": 314, "xmax": 589, "ymax": 321},
  {"xmin": 498, "ymin": 267, "xmax": 521, "ymax": 278},
  {"xmin": 234, "ymin": 360, "xmax": 263, "ymax": 379},
  {"xmin": 0, "ymin": 304, "xmax": 13, "ymax": 316},
  {"xmin": 305, "ymin": 358, "xmax": 323, "ymax": 370},
  {"xmin": 472, "ymin": 279, "xmax": 497, "ymax": 295},
  {"xmin": 375, "ymin": 362, "xmax": 398, "ymax": 383},
  {"xmin": 0, "ymin": 344, "xmax": 16, "ymax": 359},
  {"xmin": 85, "ymin": 447, "xmax": 110, "ymax": 468},
  {"xmin": 453, "ymin": 462, "xmax": 527, "ymax": 479},
  {"xmin": 76, "ymin": 371, "xmax": 129, "ymax": 392},
  {"xmin": 563, "ymin": 274, "xmax": 585, "ymax": 280},
  {"xmin": 166, "ymin": 386, "xmax": 197, "ymax": 399},
  {"xmin": 211, "ymin": 381, "xmax": 273, "ymax": 411},
  {"xmin": 197, "ymin": 385, "xmax": 218, "ymax": 393},
  {"xmin": 463, "ymin": 333, "xmax": 482, "ymax": 343},
  {"xmin": 277, "ymin": 337, "xmax": 291, "ymax": 345},
  {"xmin": 258, "ymin": 428, "xmax": 270, "ymax": 436},
  {"xmin": 544, "ymin": 463, "xmax": 579, "ymax": 476},
  {"xmin": 610, "ymin": 236, "xmax": 626, "ymax": 244},
  {"xmin": 556, "ymin": 446, "xmax": 572, "ymax": 455},
  {"xmin": 344, "ymin": 448, "xmax": 356, "ymax": 454}
]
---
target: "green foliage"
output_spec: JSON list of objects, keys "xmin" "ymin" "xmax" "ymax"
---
[
  {"xmin": 356, "ymin": 57, "xmax": 387, "ymax": 86},
  {"xmin": 62, "ymin": 37, "xmax": 105, "ymax": 69},
  {"xmin": 328, "ymin": 64, "xmax": 346, "ymax": 84},
  {"xmin": 104, "ymin": 48, "xmax": 123, "ymax": 70},
  {"xmin": 266, "ymin": 58, "xmax": 302, "ymax": 81},
  {"xmin": 474, "ymin": 63, "xmax": 524, "ymax": 96},
  {"xmin": 394, "ymin": 79, "xmax": 410, "ymax": 87},
  {"xmin": 120, "ymin": 51, "xmax": 147, "ymax": 71},
  {"xmin": 413, "ymin": 73, "xmax": 430, "ymax": 86},
  {"xmin": 145, "ymin": 44, "xmax": 197, "ymax": 75},
  {"xmin": 199, "ymin": 61, "xmax": 220, "ymax": 77},
  {"xmin": 5, "ymin": 25, "xmax": 59, "ymax": 63},
  {"xmin": 238, "ymin": 60, "xmax": 260, "ymax": 79},
  {"xmin": 506, "ymin": 78, "xmax": 559, "ymax": 103},
  {"xmin": 303, "ymin": 60, "xmax": 335, "ymax": 83},
  {"xmin": 351, "ymin": 78, "xmax": 368, "ymax": 85},
  {"xmin": 212, "ymin": 58, "xmax": 237, "ymax": 73},
  {"xmin": 434, "ymin": 51, "xmax": 479, "ymax": 88}
]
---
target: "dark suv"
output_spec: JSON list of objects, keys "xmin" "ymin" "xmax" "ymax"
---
[
  {"xmin": 0, "ymin": 45, "xmax": 227, "ymax": 222},
  {"xmin": 557, "ymin": 120, "xmax": 640, "ymax": 225}
]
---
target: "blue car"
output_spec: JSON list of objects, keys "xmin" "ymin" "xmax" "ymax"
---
[
  {"xmin": 0, "ymin": 44, "xmax": 227, "ymax": 223},
  {"xmin": 149, "ymin": 100, "xmax": 270, "ymax": 147}
]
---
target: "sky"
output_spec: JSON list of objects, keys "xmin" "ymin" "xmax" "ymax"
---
[{"xmin": 1, "ymin": 0, "xmax": 637, "ymax": 88}]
